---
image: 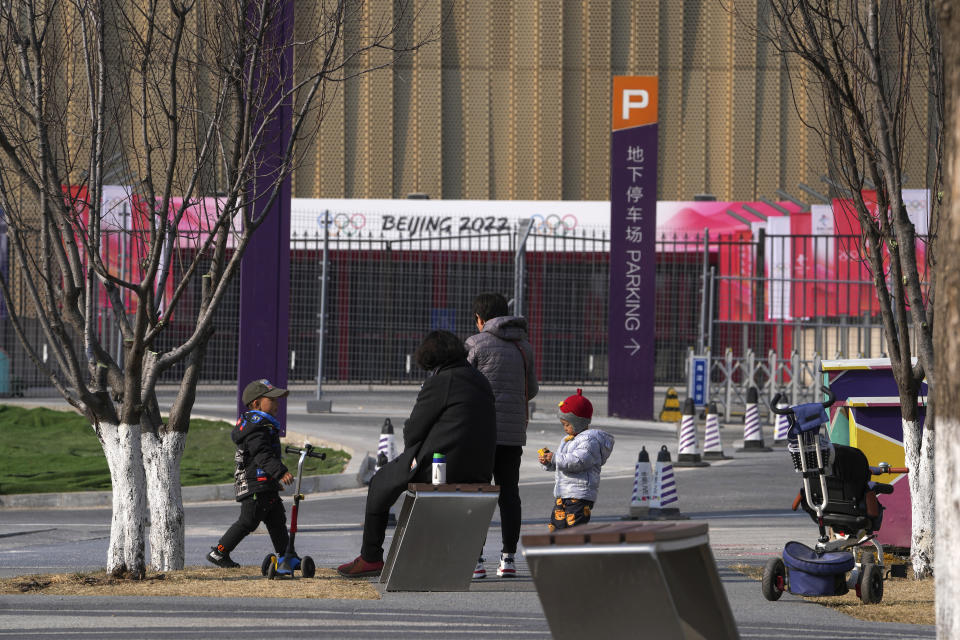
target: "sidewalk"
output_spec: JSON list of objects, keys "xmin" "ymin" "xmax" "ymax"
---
[{"xmin": 0, "ymin": 389, "xmax": 935, "ymax": 638}]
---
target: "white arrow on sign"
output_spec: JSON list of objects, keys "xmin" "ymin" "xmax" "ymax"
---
[{"xmin": 624, "ymin": 338, "xmax": 641, "ymax": 356}]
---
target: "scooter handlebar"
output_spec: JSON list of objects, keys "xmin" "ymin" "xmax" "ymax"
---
[{"xmin": 285, "ymin": 445, "xmax": 327, "ymax": 460}]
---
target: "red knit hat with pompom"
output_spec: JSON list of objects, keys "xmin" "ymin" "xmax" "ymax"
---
[{"xmin": 557, "ymin": 388, "xmax": 593, "ymax": 432}]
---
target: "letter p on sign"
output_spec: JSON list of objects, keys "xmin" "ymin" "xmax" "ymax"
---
[{"xmin": 613, "ymin": 77, "xmax": 658, "ymax": 131}]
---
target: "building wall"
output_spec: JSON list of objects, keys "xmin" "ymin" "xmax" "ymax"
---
[{"xmin": 293, "ymin": 0, "xmax": 935, "ymax": 202}]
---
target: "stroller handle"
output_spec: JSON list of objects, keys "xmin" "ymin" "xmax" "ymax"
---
[{"xmin": 769, "ymin": 386, "xmax": 836, "ymax": 415}]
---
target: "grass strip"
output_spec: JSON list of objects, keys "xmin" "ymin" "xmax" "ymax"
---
[{"xmin": 0, "ymin": 405, "xmax": 349, "ymax": 495}]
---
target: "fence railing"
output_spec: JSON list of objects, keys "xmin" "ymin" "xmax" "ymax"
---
[{"xmin": 0, "ymin": 223, "xmax": 928, "ymax": 393}]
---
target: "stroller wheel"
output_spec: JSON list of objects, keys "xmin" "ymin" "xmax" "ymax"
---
[
  {"xmin": 762, "ymin": 557, "xmax": 786, "ymax": 601},
  {"xmin": 858, "ymin": 563, "xmax": 883, "ymax": 604},
  {"xmin": 261, "ymin": 554, "xmax": 277, "ymax": 577}
]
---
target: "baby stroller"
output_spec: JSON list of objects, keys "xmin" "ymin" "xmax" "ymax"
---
[{"xmin": 761, "ymin": 386, "xmax": 907, "ymax": 604}]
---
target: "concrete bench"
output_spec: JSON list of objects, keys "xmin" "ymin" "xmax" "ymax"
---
[
  {"xmin": 380, "ymin": 483, "xmax": 500, "ymax": 591},
  {"xmin": 522, "ymin": 521, "xmax": 739, "ymax": 639}
]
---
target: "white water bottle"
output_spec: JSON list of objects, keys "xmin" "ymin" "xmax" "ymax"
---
[{"xmin": 432, "ymin": 452, "xmax": 446, "ymax": 485}]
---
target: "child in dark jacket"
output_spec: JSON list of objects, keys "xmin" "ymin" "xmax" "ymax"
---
[{"xmin": 206, "ymin": 379, "xmax": 294, "ymax": 568}]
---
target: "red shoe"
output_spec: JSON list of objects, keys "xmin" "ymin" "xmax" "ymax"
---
[{"xmin": 337, "ymin": 555, "xmax": 384, "ymax": 578}]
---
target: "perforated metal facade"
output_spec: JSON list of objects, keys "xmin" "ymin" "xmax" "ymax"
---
[{"xmin": 290, "ymin": 1, "xmax": 936, "ymax": 201}]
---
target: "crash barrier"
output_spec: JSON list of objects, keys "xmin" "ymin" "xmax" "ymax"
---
[
  {"xmin": 522, "ymin": 521, "xmax": 739, "ymax": 640},
  {"xmin": 380, "ymin": 483, "xmax": 499, "ymax": 591},
  {"xmin": 690, "ymin": 347, "xmax": 825, "ymax": 422}
]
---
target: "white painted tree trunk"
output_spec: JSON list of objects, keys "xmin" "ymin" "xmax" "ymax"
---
[
  {"xmin": 936, "ymin": 417, "xmax": 960, "ymax": 636},
  {"xmin": 97, "ymin": 422, "xmax": 147, "ymax": 577},
  {"xmin": 143, "ymin": 430, "xmax": 187, "ymax": 571},
  {"xmin": 902, "ymin": 418, "xmax": 935, "ymax": 579}
]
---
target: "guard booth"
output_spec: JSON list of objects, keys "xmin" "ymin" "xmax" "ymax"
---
[
  {"xmin": 522, "ymin": 521, "xmax": 738, "ymax": 640},
  {"xmin": 821, "ymin": 358, "xmax": 925, "ymax": 548}
]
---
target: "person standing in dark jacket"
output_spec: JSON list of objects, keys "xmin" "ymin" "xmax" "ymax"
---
[
  {"xmin": 206, "ymin": 379, "xmax": 294, "ymax": 568},
  {"xmin": 337, "ymin": 330, "xmax": 497, "ymax": 577},
  {"xmin": 465, "ymin": 292, "xmax": 538, "ymax": 579}
]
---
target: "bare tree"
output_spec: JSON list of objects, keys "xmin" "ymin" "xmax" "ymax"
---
[
  {"xmin": 0, "ymin": 0, "xmax": 433, "ymax": 577},
  {"xmin": 734, "ymin": 0, "xmax": 942, "ymax": 578}
]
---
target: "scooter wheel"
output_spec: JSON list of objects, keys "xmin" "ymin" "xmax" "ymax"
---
[
  {"xmin": 266, "ymin": 561, "xmax": 277, "ymax": 580},
  {"xmin": 261, "ymin": 554, "xmax": 277, "ymax": 577},
  {"xmin": 301, "ymin": 556, "xmax": 316, "ymax": 579}
]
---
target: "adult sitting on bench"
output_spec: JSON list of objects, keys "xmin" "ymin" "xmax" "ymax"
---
[{"xmin": 337, "ymin": 330, "xmax": 497, "ymax": 577}]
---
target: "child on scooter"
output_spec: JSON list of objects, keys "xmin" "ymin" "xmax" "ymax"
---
[{"xmin": 207, "ymin": 379, "xmax": 294, "ymax": 568}]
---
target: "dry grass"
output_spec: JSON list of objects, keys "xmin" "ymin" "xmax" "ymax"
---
[
  {"xmin": 732, "ymin": 559, "xmax": 934, "ymax": 625},
  {"xmin": 0, "ymin": 566, "xmax": 379, "ymax": 600}
]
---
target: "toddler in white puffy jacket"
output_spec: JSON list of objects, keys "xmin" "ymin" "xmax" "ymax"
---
[{"xmin": 538, "ymin": 389, "xmax": 615, "ymax": 531}]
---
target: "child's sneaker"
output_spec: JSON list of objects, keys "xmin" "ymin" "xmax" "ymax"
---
[
  {"xmin": 206, "ymin": 546, "xmax": 240, "ymax": 568},
  {"xmin": 496, "ymin": 553, "xmax": 516, "ymax": 578},
  {"xmin": 472, "ymin": 557, "xmax": 487, "ymax": 579}
]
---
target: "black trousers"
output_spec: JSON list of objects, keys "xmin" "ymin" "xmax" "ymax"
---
[
  {"xmin": 217, "ymin": 492, "xmax": 289, "ymax": 555},
  {"xmin": 493, "ymin": 445, "xmax": 523, "ymax": 554},
  {"xmin": 360, "ymin": 456, "xmax": 428, "ymax": 563}
]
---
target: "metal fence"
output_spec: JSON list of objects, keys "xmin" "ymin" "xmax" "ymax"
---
[{"xmin": 0, "ymin": 221, "xmax": 927, "ymax": 392}]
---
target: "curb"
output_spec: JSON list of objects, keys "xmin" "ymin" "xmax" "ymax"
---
[{"xmin": 0, "ymin": 430, "xmax": 375, "ymax": 510}]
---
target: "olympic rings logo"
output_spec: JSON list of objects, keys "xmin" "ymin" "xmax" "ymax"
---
[
  {"xmin": 317, "ymin": 212, "xmax": 366, "ymax": 236},
  {"xmin": 529, "ymin": 214, "xmax": 578, "ymax": 235}
]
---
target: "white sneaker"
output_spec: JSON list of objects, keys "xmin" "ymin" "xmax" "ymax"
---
[
  {"xmin": 472, "ymin": 557, "xmax": 486, "ymax": 579},
  {"xmin": 497, "ymin": 553, "xmax": 516, "ymax": 578}
]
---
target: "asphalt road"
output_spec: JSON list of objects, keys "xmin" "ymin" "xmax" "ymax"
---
[{"xmin": 0, "ymin": 389, "xmax": 937, "ymax": 639}]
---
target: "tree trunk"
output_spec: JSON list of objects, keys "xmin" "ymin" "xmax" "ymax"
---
[
  {"xmin": 142, "ymin": 429, "xmax": 187, "ymax": 571},
  {"xmin": 98, "ymin": 422, "xmax": 147, "ymax": 578},
  {"xmin": 903, "ymin": 418, "xmax": 935, "ymax": 578},
  {"xmin": 938, "ymin": 0, "xmax": 960, "ymax": 635}
]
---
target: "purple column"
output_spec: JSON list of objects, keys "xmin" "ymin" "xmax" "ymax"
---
[
  {"xmin": 608, "ymin": 77, "xmax": 658, "ymax": 419},
  {"xmin": 237, "ymin": 1, "xmax": 292, "ymax": 432}
]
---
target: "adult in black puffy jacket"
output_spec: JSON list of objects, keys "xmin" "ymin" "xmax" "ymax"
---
[{"xmin": 337, "ymin": 330, "xmax": 497, "ymax": 577}]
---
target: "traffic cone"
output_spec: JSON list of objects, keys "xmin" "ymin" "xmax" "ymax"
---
[
  {"xmin": 773, "ymin": 400, "xmax": 790, "ymax": 446},
  {"xmin": 375, "ymin": 418, "xmax": 397, "ymax": 472},
  {"xmin": 703, "ymin": 402, "xmax": 730, "ymax": 460},
  {"xmin": 627, "ymin": 446, "xmax": 654, "ymax": 519},
  {"xmin": 658, "ymin": 387, "xmax": 682, "ymax": 422},
  {"xmin": 737, "ymin": 387, "xmax": 772, "ymax": 452},
  {"xmin": 675, "ymin": 398, "xmax": 709, "ymax": 467},
  {"xmin": 650, "ymin": 445, "xmax": 688, "ymax": 520},
  {"xmin": 375, "ymin": 418, "xmax": 398, "ymax": 526}
]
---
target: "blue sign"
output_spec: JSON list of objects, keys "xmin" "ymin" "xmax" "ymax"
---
[
  {"xmin": 689, "ymin": 356, "xmax": 709, "ymax": 407},
  {"xmin": 430, "ymin": 308, "xmax": 456, "ymax": 332}
]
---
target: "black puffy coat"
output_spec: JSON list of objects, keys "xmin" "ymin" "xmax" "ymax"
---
[
  {"xmin": 395, "ymin": 358, "xmax": 497, "ymax": 484},
  {"xmin": 231, "ymin": 410, "xmax": 289, "ymax": 501}
]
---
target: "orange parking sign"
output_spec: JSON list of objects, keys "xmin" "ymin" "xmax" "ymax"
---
[{"xmin": 612, "ymin": 76, "xmax": 658, "ymax": 130}]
